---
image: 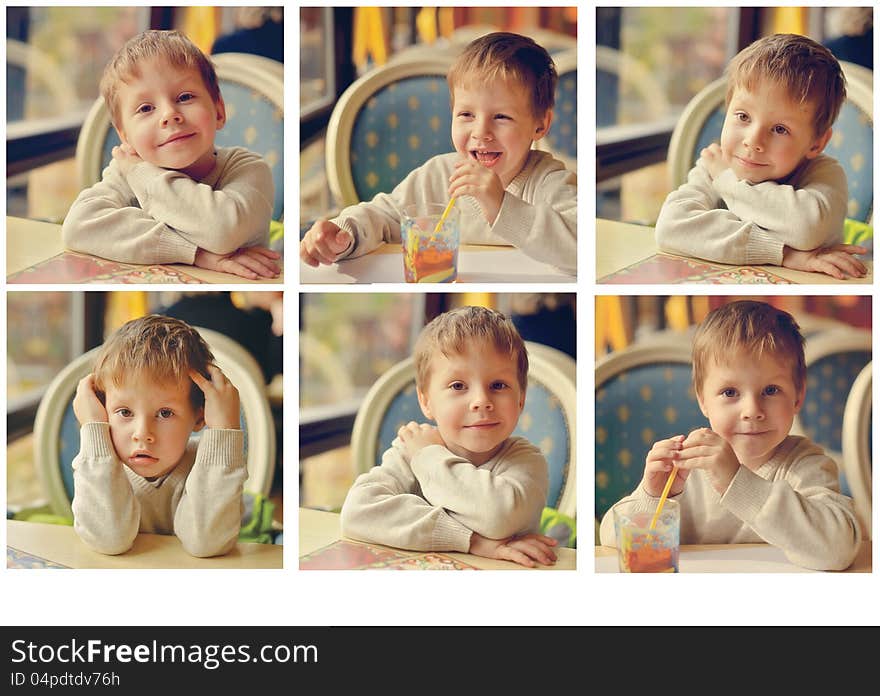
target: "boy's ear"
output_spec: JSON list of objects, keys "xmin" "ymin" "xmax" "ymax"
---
[
  {"xmin": 695, "ymin": 387, "xmax": 709, "ymax": 419},
  {"xmin": 793, "ymin": 383, "xmax": 806, "ymax": 414},
  {"xmin": 416, "ymin": 388, "xmax": 433, "ymax": 420},
  {"xmin": 215, "ymin": 96, "xmax": 227, "ymax": 130},
  {"xmin": 193, "ymin": 407, "xmax": 206, "ymax": 432},
  {"xmin": 806, "ymin": 127, "xmax": 833, "ymax": 159},
  {"xmin": 532, "ymin": 108, "xmax": 553, "ymax": 142}
]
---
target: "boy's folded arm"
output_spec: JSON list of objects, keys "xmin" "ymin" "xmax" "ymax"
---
[
  {"xmin": 721, "ymin": 448, "xmax": 861, "ymax": 571},
  {"xmin": 655, "ymin": 166, "xmax": 784, "ymax": 265},
  {"xmin": 173, "ymin": 429, "xmax": 247, "ymax": 558},
  {"xmin": 125, "ymin": 158, "xmax": 273, "ymax": 255},
  {"xmin": 712, "ymin": 164, "xmax": 847, "ymax": 249},
  {"xmin": 71, "ymin": 422, "xmax": 140, "ymax": 555},
  {"xmin": 491, "ymin": 167, "xmax": 577, "ymax": 273},
  {"xmin": 339, "ymin": 443, "xmax": 473, "ymax": 552},
  {"xmin": 410, "ymin": 440, "xmax": 549, "ymax": 540},
  {"xmin": 62, "ymin": 168, "xmax": 199, "ymax": 264}
]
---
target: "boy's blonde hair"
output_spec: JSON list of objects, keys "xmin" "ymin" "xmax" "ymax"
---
[
  {"xmin": 447, "ymin": 32, "xmax": 558, "ymax": 117},
  {"xmin": 414, "ymin": 306, "xmax": 529, "ymax": 392},
  {"xmin": 726, "ymin": 33, "xmax": 846, "ymax": 136},
  {"xmin": 692, "ymin": 300, "xmax": 806, "ymax": 396},
  {"xmin": 93, "ymin": 314, "xmax": 214, "ymax": 410},
  {"xmin": 100, "ymin": 30, "xmax": 222, "ymax": 127}
]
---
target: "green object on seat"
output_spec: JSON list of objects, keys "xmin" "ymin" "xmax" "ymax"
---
[
  {"xmin": 540, "ymin": 507, "xmax": 576, "ymax": 549},
  {"xmin": 843, "ymin": 218, "xmax": 873, "ymax": 246},
  {"xmin": 269, "ymin": 220, "xmax": 284, "ymax": 243},
  {"xmin": 13, "ymin": 505, "xmax": 72, "ymax": 526},
  {"xmin": 238, "ymin": 491, "xmax": 277, "ymax": 544}
]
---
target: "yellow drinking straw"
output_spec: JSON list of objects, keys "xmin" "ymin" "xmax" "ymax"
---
[
  {"xmin": 649, "ymin": 466, "xmax": 678, "ymax": 530},
  {"xmin": 433, "ymin": 197, "xmax": 457, "ymax": 235}
]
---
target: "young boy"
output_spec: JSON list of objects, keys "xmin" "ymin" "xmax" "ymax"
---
[
  {"xmin": 62, "ymin": 30, "xmax": 280, "ymax": 281},
  {"xmin": 71, "ymin": 315, "xmax": 247, "ymax": 557},
  {"xmin": 300, "ymin": 32, "xmax": 577, "ymax": 275},
  {"xmin": 599, "ymin": 301, "xmax": 861, "ymax": 571},
  {"xmin": 655, "ymin": 34, "xmax": 867, "ymax": 280},
  {"xmin": 340, "ymin": 306, "xmax": 558, "ymax": 567}
]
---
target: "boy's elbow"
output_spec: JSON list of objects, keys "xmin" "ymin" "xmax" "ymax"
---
[{"xmin": 181, "ymin": 534, "xmax": 237, "ymax": 558}]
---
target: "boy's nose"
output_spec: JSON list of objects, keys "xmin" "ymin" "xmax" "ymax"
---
[
  {"xmin": 743, "ymin": 128, "xmax": 765, "ymax": 152},
  {"xmin": 161, "ymin": 107, "xmax": 184, "ymax": 126},
  {"xmin": 740, "ymin": 395, "xmax": 765, "ymax": 419},
  {"xmin": 471, "ymin": 118, "xmax": 493, "ymax": 140},
  {"xmin": 132, "ymin": 421, "xmax": 155, "ymax": 443},
  {"xmin": 469, "ymin": 387, "xmax": 494, "ymax": 410}
]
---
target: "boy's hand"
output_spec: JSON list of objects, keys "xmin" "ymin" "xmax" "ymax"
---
[
  {"xmin": 72, "ymin": 373, "xmax": 108, "ymax": 426},
  {"xmin": 641, "ymin": 434, "xmax": 689, "ymax": 497},
  {"xmin": 397, "ymin": 421, "xmax": 444, "ymax": 460},
  {"xmin": 189, "ymin": 365, "xmax": 240, "ymax": 430},
  {"xmin": 699, "ymin": 143, "xmax": 730, "ymax": 180},
  {"xmin": 194, "ymin": 246, "xmax": 281, "ymax": 280},
  {"xmin": 782, "ymin": 244, "xmax": 868, "ymax": 280},
  {"xmin": 469, "ymin": 532, "xmax": 558, "ymax": 568},
  {"xmin": 111, "ymin": 143, "xmax": 144, "ymax": 177},
  {"xmin": 676, "ymin": 427, "xmax": 740, "ymax": 495},
  {"xmin": 300, "ymin": 220, "xmax": 353, "ymax": 266},
  {"xmin": 448, "ymin": 157, "xmax": 505, "ymax": 225}
]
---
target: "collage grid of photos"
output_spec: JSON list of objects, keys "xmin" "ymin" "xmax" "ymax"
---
[{"xmin": 2, "ymin": 3, "xmax": 875, "ymax": 630}]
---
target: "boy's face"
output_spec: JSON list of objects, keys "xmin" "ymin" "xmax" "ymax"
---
[
  {"xmin": 105, "ymin": 370, "xmax": 204, "ymax": 479},
  {"xmin": 697, "ymin": 350, "xmax": 804, "ymax": 470},
  {"xmin": 417, "ymin": 341, "xmax": 525, "ymax": 466},
  {"xmin": 115, "ymin": 57, "xmax": 226, "ymax": 180},
  {"xmin": 720, "ymin": 79, "xmax": 831, "ymax": 183},
  {"xmin": 451, "ymin": 78, "xmax": 552, "ymax": 187}
]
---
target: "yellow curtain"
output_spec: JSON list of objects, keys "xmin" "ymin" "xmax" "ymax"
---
[
  {"xmin": 768, "ymin": 7, "xmax": 808, "ymax": 36},
  {"xmin": 353, "ymin": 7, "xmax": 389, "ymax": 70},
  {"xmin": 416, "ymin": 7, "xmax": 438, "ymax": 44},
  {"xmin": 105, "ymin": 292, "xmax": 149, "ymax": 335},
  {"xmin": 438, "ymin": 7, "xmax": 455, "ymax": 38},
  {"xmin": 595, "ymin": 297, "xmax": 632, "ymax": 355},
  {"xmin": 178, "ymin": 6, "xmax": 219, "ymax": 55}
]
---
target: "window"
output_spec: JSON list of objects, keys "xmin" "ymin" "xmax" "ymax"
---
[
  {"xmin": 596, "ymin": 6, "xmax": 739, "ymax": 222},
  {"xmin": 300, "ymin": 7, "xmax": 336, "ymax": 120}
]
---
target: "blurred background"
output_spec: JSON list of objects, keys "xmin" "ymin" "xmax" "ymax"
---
[
  {"xmin": 7, "ymin": 5, "xmax": 284, "ymax": 222},
  {"xmin": 300, "ymin": 6, "xmax": 578, "ymax": 231},
  {"xmin": 300, "ymin": 292, "xmax": 575, "ymax": 512},
  {"xmin": 597, "ymin": 5, "xmax": 872, "ymax": 224},
  {"xmin": 7, "ymin": 290, "xmax": 284, "ymax": 531}
]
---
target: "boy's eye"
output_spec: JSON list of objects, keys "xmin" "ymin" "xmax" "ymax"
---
[
  {"xmin": 763, "ymin": 385, "xmax": 780, "ymax": 396},
  {"xmin": 772, "ymin": 125, "xmax": 789, "ymax": 135},
  {"xmin": 457, "ymin": 111, "xmax": 473, "ymax": 119},
  {"xmin": 721, "ymin": 388, "xmax": 737, "ymax": 398},
  {"xmin": 449, "ymin": 382, "xmax": 466, "ymax": 391},
  {"xmin": 494, "ymin": 114, "xmax": 511, "ymax": 120},
  {"xmin": 735, "ymin": 112, "xmax": 749, "ymax": 123},
  {"xmin": 157, "ymin": 408, "xmax": 174, "ymax": 419},
  {"xmin": 115, "ymin": 408, "xmax": 133, "ymax": 418},
  {"xmin": 178, "ymin": 92, "xmax": 195, "ymax": 103},
  {"xmin": 490, "ymin": 381, "xmax": 508, "ymax": 390},
  {"xmin": 136, "ymin": 104, "xmax": 153, "ymax": 115}
]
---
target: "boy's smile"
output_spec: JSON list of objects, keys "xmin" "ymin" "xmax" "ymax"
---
[
  {"xmin": 115, "ymin": 57, "xmax": 226, "ymax": 180},
  {"xmin": 105, "ymin": 371, "xmax": 204, "ymax": 479},
  {"xmin": 451, "ymin": 79, "xmax": 551, "ymax": 187},
  {"xmin": 417, "ymin": 342, "xmax": 525, "ymax": 465},
  {"xmin": 697, "ymin": 351, "xmax": 803, "ymax": 470},
  {"xmin": 720, "ymin": 80, "xmax": 830, "ymax": 183}
]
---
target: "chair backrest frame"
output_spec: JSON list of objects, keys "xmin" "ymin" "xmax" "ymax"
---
[{"xmin": 841, "ymin": 361, "xmax": 872, "ymax": 539}]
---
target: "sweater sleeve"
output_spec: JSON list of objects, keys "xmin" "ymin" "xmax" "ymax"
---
[
  {"xmin": 61, "ymin": 161, "xmax": 199, "ymax": 264},
  {"xmin": 721, "ymin": 446, "xmax": 861, "ymax": 571},
  {"xmin": 71, "ymin": 422, "xmax": 140, "ymax": 555},
  {"xmin": 339, "ymin": 439, "xmax": 474, "ymax": 552},
  {"xmin": 654, "ymin": 162, "xmax": 783, "ymax": 265},
  {"xmin": 410, "ymin": 439, "xmax": 548, "ymax": 539},
  {"xmin": 711, "ymin": 158, "xmax": 847, "ymax": 250},
  {"xmin": 172, "ymin": 429, "xmax": 247, "ymax": 558},
  {"xmin": 124, "ymin": 154, "xmax": 273, "ymax": 255},
  {"xmin": 490, "ymin": 165, "xmax": 577, "ymax": 274}
]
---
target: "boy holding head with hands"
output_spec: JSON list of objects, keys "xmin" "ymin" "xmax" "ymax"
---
[{"xmin": 71, "ymin": 315, "xmax": 247, "ymax": 557}]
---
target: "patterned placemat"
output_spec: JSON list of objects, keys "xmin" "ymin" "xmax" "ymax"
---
[
  {"xmin": 7, "ymin": 546, "xmax": 69, "ymax": 569},
  {"xmin": 299, "ymin": 540, "xmax": 478, "ymax": 570},
  {"xmin": 599, "ymin": 253, "xmax": 793, "ymax": 284},
  {"xmin": 8, "ymin": 252, "xmax": 204, "ymax": 284}
]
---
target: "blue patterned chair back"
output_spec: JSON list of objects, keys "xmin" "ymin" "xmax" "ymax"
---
[
  {"xmin": 372, "ymin": 372, "xmax": 572, "ymax": 510},
  {"xmin": 348, "ymin": 75, "xmax": 453, "ymax": 202},
  {"xmin": 689, "ymin": 98, "xmax": 872, "ymax": 224},
  {"xmin": 543, "ymin": 52, "xmax": 577, "ymax": 162},
  {"xmin": 97, "ymin": 64, "xmax": 284, "ymax": 221},
  {"xmin": 800, "ymin": 349, "xmax": 872, "ymax": 458},
  {"xmin": 595, "ymin": 359, "xmax": 706, "ymax": 521}
]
